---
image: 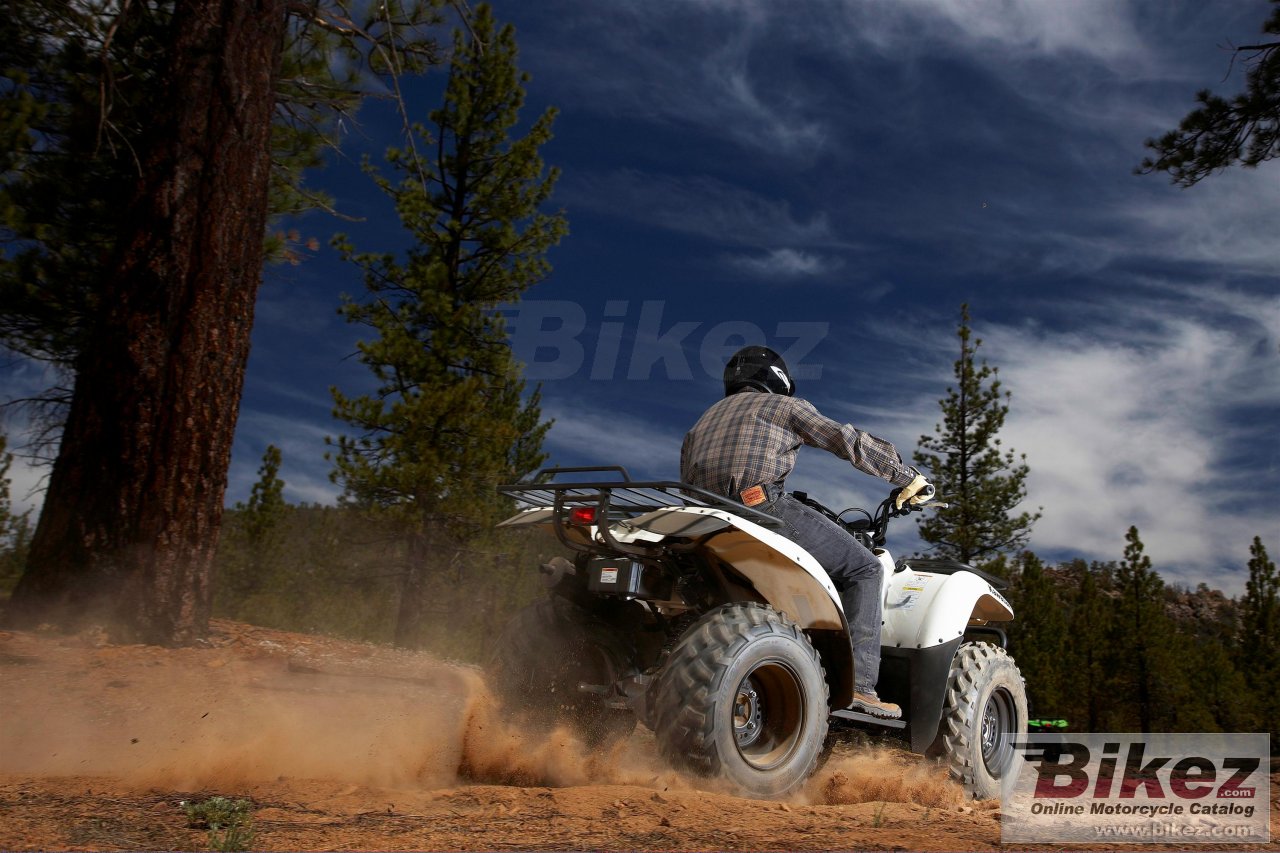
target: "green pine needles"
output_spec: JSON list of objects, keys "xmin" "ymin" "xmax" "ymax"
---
[
  {"xmin": 1139, "ymin": 3, "xmax": 1280, "ymax": 186},
  {"xmin": 327, "ymin": 5, "xmax": 562, "ymax": 646},
  {"xmin": 1242, "ymin": 536, "xmax": 1279, "ymax": 742},
  {"xmin": 329, "ymin": 3, "xmax": 560, "ymax": 527},
  {"xmin": 915, "ymin": 304, "xmax": 1040, "ymax": 567}
]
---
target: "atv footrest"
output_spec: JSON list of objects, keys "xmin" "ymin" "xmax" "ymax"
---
[{"xmin": 831, "ymin": 709, "xmax": 907, "ymax": 729}]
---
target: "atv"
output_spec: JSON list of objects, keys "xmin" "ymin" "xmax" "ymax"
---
[{"xmin": 488, "ymin": 467, "xmax": 1027, "ymax": 799}]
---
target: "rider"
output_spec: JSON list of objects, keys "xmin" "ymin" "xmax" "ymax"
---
[{"xmin": 680, "ymin": 345, "xmax": 933, "ymax": 719}]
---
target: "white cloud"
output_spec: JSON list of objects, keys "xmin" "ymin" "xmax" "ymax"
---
[
  {"xmin": 976, "ymin": 293, "xmax": 1279, "ymax": 593},
  {"xmin": 541, "ymin": 403, "xmax": 684, "ymax": 481},
  {"xmin": 522, "ymin": 0, "xmax": 1162, "ymax": 163},
  {"xmin": 700, "ymin": 13, "xmax": 828, "ymax": 154},
  {"xmin": 253, "ymin": 285, "xmax": 349, "ymax": 337},
  {"xmin": 804, "ymin": 284, "xmax": 1279, "ymax": 594},
  {"xmin": 890, "ymin": 146, "xmax": 1280, "ymax": 289},
  {"xmin": 725, "ymin": 248, "xmax": 844, "ymax": 279},
  {"xmin": 521, "ymin": 1, "xmax": 828, "ymax": 156},
  {"xmin": 561, "ymin": 170, "xmax": 840, "ymax": 248},
  {"xmin": 3, "ymin": 449, "xmax": 47, "ymax": 519},
  {"xmin": 875, "ymin": 0, "xmax": 1150, "ymax": 67},
  {"xmin": 520, "ymin": 1, "xmax": 1278, "ymax": 296},
  {"xmin": 228, "ymin": 410, "xmax": 340, "ymax": 507},
  {"xmin": 1119, "ymin": 168, "xmax": 1280, "ymax": 274},
  {"xmin": 0, "ymin": 357, "xmax": 66, "ymax": 516}
]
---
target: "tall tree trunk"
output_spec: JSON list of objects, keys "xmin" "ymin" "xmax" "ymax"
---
[
  {"xmin": 395, "ymin": 531, "xmax": 432, "ymax": 648},
  {"xmin": 5, "ymin": 0, "xmax": 288, "ymax": 645}
]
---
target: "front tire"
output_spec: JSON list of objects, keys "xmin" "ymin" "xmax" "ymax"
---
[
  {"xmin": 485, "ymin": 596, "xmax": 636, "ymax": 749},
  {"xmin": 650, "ymin": 602, "xmax": 829, "ymax": 798},
  {"xmin": 933, "ymin": 641, "xmax": 1027, "ymax": 799}
]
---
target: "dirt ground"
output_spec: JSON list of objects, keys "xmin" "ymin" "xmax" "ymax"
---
[{"xmin": 0, "ymin": 620, "xmax": 1275, "ymax": 852}]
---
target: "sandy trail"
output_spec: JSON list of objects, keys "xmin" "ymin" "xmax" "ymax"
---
[{"xmin": 0, "ymin": 620, "xmax": 1274, "ymax": 851}]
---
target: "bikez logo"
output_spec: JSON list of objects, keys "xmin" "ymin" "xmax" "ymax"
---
[
  {"xmin": 1029, "ymin": 742, "xmax": 1258, "ymax": 802},
  {"xmin": 1000, "ymin": 733, "xmax": 1270, "ymax": 844}
]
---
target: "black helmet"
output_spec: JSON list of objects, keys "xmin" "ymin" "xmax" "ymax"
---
[{"xmin": 724, "ymin": 346, "xmax": 795, "ymax": 397}]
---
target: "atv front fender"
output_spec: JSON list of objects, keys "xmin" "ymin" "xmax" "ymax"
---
[{"xmin": 881, "ymin": 567, "xmax": 1012, "ymax": 651}]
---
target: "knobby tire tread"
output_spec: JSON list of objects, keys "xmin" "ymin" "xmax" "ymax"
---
[
  {"xmin": 937, "ymin": 641, "xmax": 1022, "ymax": 798},
  {"xmin": 650, "ymin": 602, "xmax": 829, "ymax": 780}
]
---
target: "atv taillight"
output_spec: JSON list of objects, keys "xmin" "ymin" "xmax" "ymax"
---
[{"xmin": 569, "ymin": 506, "xmax": 597, "ymax": 525}]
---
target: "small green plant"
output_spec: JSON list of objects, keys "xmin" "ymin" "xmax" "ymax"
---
[
  {"xmin": 872, "ymin": 800, "xmax": 887, "ymax": 828},
  {"xmin": 182, "ymin": 796, "xmax": 255, "ymax": 852}
]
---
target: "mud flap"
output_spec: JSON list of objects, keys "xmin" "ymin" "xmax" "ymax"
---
[{"xmin": 876, "ymin": 636, "xmax": 964, "ymax": 753}]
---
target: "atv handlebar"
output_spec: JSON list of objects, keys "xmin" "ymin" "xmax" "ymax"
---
[{"xmin": 794, "ymin": 488, "xmax": 946, "ymax": 550}]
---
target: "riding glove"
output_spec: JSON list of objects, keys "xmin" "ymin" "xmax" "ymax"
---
[{"xmin": 895, "ymin": 473, "xmax": 934, "ymax": 509}]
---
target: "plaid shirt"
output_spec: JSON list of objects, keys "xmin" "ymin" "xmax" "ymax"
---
[{"xmin": 680, "ymin": 391, "xmax": 917, "ymax": 499}]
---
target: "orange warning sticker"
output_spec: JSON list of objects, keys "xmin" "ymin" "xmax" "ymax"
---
[{"xmin": 740, "ymin": 485, "xmax": 766, "ymax": 506}]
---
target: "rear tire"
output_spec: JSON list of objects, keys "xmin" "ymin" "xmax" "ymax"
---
[
  {"xmin": 486, "ymin": 596, "xmax": 636, "ymax": 749},
  {"xmin": 933, "ymin": 641, "xmax": 1027, "ymax": 799},
  {"xmin": 649, "ymin": 602, "xmax": 829, "ymax": 798}
]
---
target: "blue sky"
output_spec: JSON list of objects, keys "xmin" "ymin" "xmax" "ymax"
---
[{"xmin": 6, "ymin": 0, "xmax": 1279, "ymax": 594}]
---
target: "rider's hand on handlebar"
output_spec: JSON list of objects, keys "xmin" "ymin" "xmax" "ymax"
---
[{"xmin": 895, "ymin": 473, "xmax": 935, "ymax": 510}]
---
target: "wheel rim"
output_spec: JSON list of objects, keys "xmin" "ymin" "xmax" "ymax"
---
[
  {"xmin": 731, "ymin": 660, "xmax": 805, "ymax": 770},
  {"xmin": 979, "ymin": 686, "xmax": 1017, "ymax": 778}
]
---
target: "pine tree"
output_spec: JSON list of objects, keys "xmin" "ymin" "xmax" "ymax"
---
[
  {"xmin": 1063, "ymin": 560, "xmax": 1111, "ymax": 731},
  {"xmin": 217, "ymin": 445, "xmax": 289, "ymax": 614},
  {"xmin": 0, "ymin": 2, "xmax": 435, "ymax": 425},
  {"xmin": 1114, "ymin": 526, "xmax": 1158, "ymax": 730},
  {"xmin": 240, "ymin": 445, "xmax": 287, "ymax": 548},
  {"xmin": 0, "ymin": 4, "xmax": 166, "ymax": 408},
  {"xmin": 1139, "ymin": 3, "xmax": 1280, "ymax": 186},
  {"xmin": 329, "ymin": 4, "xmax": 561, "ymax": 648},
  {"xmin": 1241, "ymin": 536, "xmax": 1279, "ymax": 745},
  {"xmin": 915, "ymin": 304, "xmax": 1040, "ymax": 567},
  {"xmin": 1108, "ymin": 526, "xmax": 1183, "ymax": 732},
  {"xmin": 1006, "ymin": 551, "xmax": 1067, "ymax": 717},
  {"xmin": 7, "ymin": 0, "xmax": 293, "ymax": 644},
  {"xmin": 1181, "ymin": 613, "xmax": 1251, "ymax": 733},
  {"xmin": 1, "ymin": 2, "xmax": 442, "ymax": 644}
]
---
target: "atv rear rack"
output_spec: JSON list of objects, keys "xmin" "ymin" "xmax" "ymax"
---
[{"xmin": 498, "ymin": 466, "xmax": 782, "ymax": 558}]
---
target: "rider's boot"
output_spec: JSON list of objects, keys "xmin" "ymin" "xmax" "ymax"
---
[
  {"xmin": 840, "ymin": 584, "xmax": 901, "ymax": 720},
  {"xmin": 849, "ymin": 692, "xmax": 902, "ymax": 719}
]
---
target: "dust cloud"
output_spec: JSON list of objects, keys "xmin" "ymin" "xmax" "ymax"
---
[
  {"xmin": 0, "ymin": 625, "xmax": 687, "ymax": 795},
  {"xmin": 808, "ymin": 747, "xmax": 965, "ymax": 808},
  {"xmin": 0, "ymin": 623, "xmax": 965, "ymax": 808}
]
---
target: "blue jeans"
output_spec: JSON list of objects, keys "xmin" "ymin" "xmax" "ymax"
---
[{"xmin": 762, "ymin": 492, "xmax": 884, "ymax": 696}]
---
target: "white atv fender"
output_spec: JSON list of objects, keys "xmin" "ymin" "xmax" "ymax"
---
[
  {"xmin": 879, "ymin": 555, "xmax": 1013, "ymax": 650},
  {"xmin": 877, "ymin": 553, "xmax": 1015, "ymax": 750}
]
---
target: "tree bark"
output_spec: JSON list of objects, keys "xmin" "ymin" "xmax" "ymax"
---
[
  {"xmin": 6, "ymin": 0, "xmax": 289, "ymax": 645},
  {"xmin": 394, "ymin": 530, "xmax": 432, "ymax": 649}
]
